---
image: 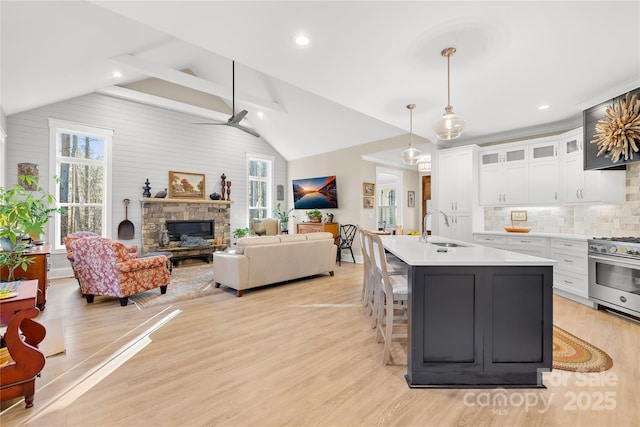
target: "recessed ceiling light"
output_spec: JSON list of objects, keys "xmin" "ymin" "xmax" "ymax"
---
[
  {"xmin": 538, "ymin": 104, "xmax": 550, "ymax": 110},
  {"xmin": 295, "ymin": 34, "xmax": 310, "ymax": 46},
  {"xmin": 112, "ymin": 70, "xmax": 123, "ymax": 79},
  {"xmin": 257, "ymin": 111, "xmax": 264, "ymax": 118}
]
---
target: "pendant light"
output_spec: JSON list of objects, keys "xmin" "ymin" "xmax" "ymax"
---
[
  {"xmin": 401, "ymin": 104, "xmax": 422, "ymax": 165},
  {"xmin": 434, "ymin": 47, "xmax": 465, "ymax": 140}
]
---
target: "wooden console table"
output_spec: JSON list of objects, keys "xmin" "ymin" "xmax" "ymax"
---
[
  {"xmin": 0, "ymin": 245, "xmax": 50, "ymax": 311},
  {"xmin": 159, "ymin": 245, "xmax": 226, "ymax": 267},
  {"xmin": 296, "ymin": 222, "xmax": 339, "ymax": 239},
  {"xmin": 0, "ymin": 280, "xmax": 46, "ymax": 408}
]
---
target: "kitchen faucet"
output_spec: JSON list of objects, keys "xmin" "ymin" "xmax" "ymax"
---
[{"xmin": 421, "ymin": 210, "xmax": 450, "ymax": 242}]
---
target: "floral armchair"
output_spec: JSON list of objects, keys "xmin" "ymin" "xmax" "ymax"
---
[
  {"xmin": 70, "ymin": 237, "xmax": 170, "ymax": 306},
  {"xmin": 64, "ymin": 231, "xmax": 138, "ymax": 287}
]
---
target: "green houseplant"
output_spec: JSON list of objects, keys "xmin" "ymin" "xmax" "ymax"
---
[
  {"xmin": 0, "ymin": 175, "xmax": 61, "ymax": 281},
  {"xmin": 232, "ymin": 227, "xmax": 250, "ymax": 245},
  {"xmin": 305, "ymin": 209, "xmax": 322, "ymax": 223},
  {"xmin": 273, "ymin": 203, "xmax": 294, "ymax": 232}
]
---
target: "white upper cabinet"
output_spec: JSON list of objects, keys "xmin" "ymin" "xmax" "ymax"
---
[
  {"xmin": 559, "ymin": 128, "xmax": 625, "ymax": 204},
  {"xmin": 479, "ymin": 146, "xmax": 528, "ymax": 206},
  {"xmin": 435, "ymin": 145, "xmax": 479, "ymax": 242},
  {"xmin": 438, "ymin": 147, "xmax": 474, "ymax": 213},
  {"xmin": 478, "ymin": 128, "xmax": 626, "ymax": 206},
  {"xmin": 528, "ymin": 139, "xmax": 559, "ymax": 204}
]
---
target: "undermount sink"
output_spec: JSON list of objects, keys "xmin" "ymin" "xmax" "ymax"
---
[{"xmin": 429, "ymin": 242, "xmax": 468, "ymax": 248}]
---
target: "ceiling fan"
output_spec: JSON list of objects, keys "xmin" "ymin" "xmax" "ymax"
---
[{"xmin": 194, "ymin": 60, "xmax": 260, "ymax": 137}]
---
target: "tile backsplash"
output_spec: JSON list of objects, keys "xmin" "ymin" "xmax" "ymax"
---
[{"xmin": 484, "ymin": 163, "xmax": 640, "ymax": 236}]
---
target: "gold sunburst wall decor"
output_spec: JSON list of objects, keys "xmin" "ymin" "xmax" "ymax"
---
[{"xmin": 591, "ymin": 91, "xmax": 640, "ymax": 163}]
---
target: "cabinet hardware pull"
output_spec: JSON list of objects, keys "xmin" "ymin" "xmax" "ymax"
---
[
  {"xmin": 564, "ymin": 259, "xmax": 573, "ymax": 263},
  {"xmin": 580, "ymin": 188, "xmax": 584, "ymax": 199},
  {"xmin": 576, "ymin": 189, "xmax": 579, "ymax": 199},
  {"xmin": 563, "ymin": 280, "xmax": 573, "ymax": 284}
]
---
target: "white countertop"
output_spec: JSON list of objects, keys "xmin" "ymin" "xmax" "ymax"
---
[
  {"xmin": 474, "ymin": 230, "xmax": 591, "ymax": 240},
  {"xmin": 381, "ymin": 235, "xmax": 556, "ymax": 267}
]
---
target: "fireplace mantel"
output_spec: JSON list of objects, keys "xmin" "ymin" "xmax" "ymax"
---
[{"xmin": 140, "ymin": 198, "xmax": 233, "ymax": 205}]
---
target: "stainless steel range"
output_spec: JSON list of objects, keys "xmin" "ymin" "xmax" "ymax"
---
[{"xmin": 588, "ymin": 237, "xmax": 640, "ymax": 318}]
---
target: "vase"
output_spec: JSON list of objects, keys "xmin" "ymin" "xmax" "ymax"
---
[
  {"xmin": 309, "ymin": 217, "xmax": 321, "ymax": 223},
  {"xmin": 159, "ymin": 230, "xmax": 170, "ymax": 247},
  {"xmin": 281, "ymin": 222, "xmax": 289, "ymax": 232}
]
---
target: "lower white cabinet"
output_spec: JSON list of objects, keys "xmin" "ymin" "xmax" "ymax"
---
[
  {"xmin": 506, "ymin": 235, "xmax": 548, "ymax": 257},
  {"xmin": 473, "ymin": 234, "xmax": 507, "ymax": 249},
  {"xmin": 473, "ymin": 234, "xmax": 593, "ymax": 306},
  {"xmin": 549, "ymin": 238, "xmax": 589, "ymax": 299}
]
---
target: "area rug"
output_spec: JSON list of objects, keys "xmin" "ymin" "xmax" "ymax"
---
[
  {"xmin": 129, "ymin": 263, "xmax": 217, "ymax": 308},
  {"xmin": 553, "ymin": 325, "xmax": 613, "ymax": 372}
]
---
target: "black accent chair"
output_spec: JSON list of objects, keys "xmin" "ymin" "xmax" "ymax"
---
[{"xmin": 337, "ymin": 224, "xmax": 358, "ymax": 265}]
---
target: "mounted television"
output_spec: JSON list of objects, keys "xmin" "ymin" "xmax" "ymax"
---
[{"xmin": 292, "ymin": 175, "xmax": 338, "ymax": 209}]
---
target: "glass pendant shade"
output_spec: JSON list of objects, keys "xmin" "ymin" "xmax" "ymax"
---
[
  {"xmin": 434, "ymin": 106, "xmax": 465, "ymax": 140},
  {"xmin": 417, "ymin": 156, "xmax": 432, "ymax": 172},
  {"xmin": 434, "ymin": 47, "xmax": 465, "ymax": 140},
  {"xmin": 402, "ymin": 146, "xmax": 422, "ymax": 165},
  {"xmin": 401, "ymin": 103, "xmax": 421, "ymax": 165}
]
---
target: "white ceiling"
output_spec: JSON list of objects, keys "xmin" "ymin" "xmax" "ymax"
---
[{"xmin": 2, "ymin": 1, "xmax": 639, "ymax": 168}]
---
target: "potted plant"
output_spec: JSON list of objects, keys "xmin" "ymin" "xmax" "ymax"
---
[
  {"xmin": 305, "ymin": 209, "xmax": 322, "ymax": 223},
  {"xmin": 0, "ymin": 175, "xmax": 61, "ymax": 281},
  {"xmin": 232, "ymin": 227, "xmax": 250, "ymax": 245},
  {"xmin": 273, "ymin": 203, "xmax": 294, "ymax": 232}
]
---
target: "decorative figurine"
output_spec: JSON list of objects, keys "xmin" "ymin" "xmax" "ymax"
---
[
  {"xmin": 220, "ymin": 173, "xmax": 227, "ymax": 200},
  {"xmin": 143, "ymin": 179, "xmax": 151, "ymax": 198},
  {"xmin": 154, "ymin": 188, "xmax": 167, "ymax": 198},
  {"xmin": 226, "ymin": 181, "xmax": 231, "ymax": 201},
  {"xmin": 209, "ymin": 192, "xmax": 221, "ymax": 200}
]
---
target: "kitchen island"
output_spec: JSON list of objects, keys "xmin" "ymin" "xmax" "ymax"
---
[{"xmin": 381, "ymin": 235, "xmax": 555, "ymax": 388}]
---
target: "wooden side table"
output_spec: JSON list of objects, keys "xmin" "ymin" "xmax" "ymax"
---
[
  {"xmin": 0, "ymin": 245, "xmax": 50, "ymax": 311},
  {"xmin": 0, "ymin": 280, "xmax": 46, "ymax": 408}
]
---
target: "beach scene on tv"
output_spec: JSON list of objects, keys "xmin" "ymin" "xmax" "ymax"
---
[{"xmin": 292, "ymin": 176, "xmax": 338, "ymax": 209}]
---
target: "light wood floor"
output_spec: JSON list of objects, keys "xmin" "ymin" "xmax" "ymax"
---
[{"xmin": 1, "ymin": 262, "xmax": 639, "ymax": 426}]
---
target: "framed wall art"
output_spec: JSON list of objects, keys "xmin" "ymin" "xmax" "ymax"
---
[
  {"xmin": 408, "ymin": 190, "xmax": 415, "ymax": 207},
  {"xmin": 168, "ymin": 171, "xmax": 205, "ymax": 199},
  {"xmin": 276, "ymin": 184, "xmax": 285, "ymax": 201},
  {"xmin": 18, "ymin": 162, "xmax": 39, "ymax": 190},
  {"xmin": 363, "ymin": 182, "xmax": 375, "ymax": 196},
  {"xmin": 363, "ymin": 196, "xmax": 374, "ymax": 209},
  {"xmin": 510, "ymin": 210, "xmax": 528, "ymax": 222}
]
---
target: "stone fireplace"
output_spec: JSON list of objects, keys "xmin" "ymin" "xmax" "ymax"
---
[{"xmin": 140, "ymin": 199, "xmax": 231, "ymax": 254}]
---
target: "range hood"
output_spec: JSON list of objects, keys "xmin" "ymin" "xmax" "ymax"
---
[{"xmin": 583, "ymin": 87, "xmax": 640, "ymax": 170}]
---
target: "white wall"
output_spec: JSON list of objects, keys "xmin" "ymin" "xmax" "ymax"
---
[
  {"xmin": 288, "ymin": 134, "xmax": 421, "ymax": 261},
  {"xmin": 6, "ymin": 93, "xmax": 287, "ymax": 276},
  {"xmin": 0, "ymin": 107, "xmax": 6, "ymax": 187}
]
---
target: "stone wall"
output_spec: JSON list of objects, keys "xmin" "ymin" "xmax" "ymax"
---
[{"xmin": 140, "ymin": 199, "xmax": 231, "ymax": 254}]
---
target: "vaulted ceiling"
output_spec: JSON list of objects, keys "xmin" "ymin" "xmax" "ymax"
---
[{"xmin": 2, "ymin": 1, "xmax": 639, "ymax": 168}]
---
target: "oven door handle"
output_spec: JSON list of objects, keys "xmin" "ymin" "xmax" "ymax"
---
[{"xmin": 589, "ymin": 254, "xmax": 640, "ymax": 269}]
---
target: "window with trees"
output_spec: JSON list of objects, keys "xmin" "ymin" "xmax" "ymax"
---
[
  {"xmin": 246, "ymin": 153, "xmax": 273, "ymax": 222},
  {"xmin": 49, "ymin": 119, "xmax": 112, "ymax": 250}
]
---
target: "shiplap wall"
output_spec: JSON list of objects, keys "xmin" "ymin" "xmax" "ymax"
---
[{"xmin": 6, "ymin": 93, "xmax": 287, "ymax": 276}]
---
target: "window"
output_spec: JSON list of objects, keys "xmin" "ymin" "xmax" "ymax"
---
[
  {"xmin": 246, "ymin": 153, "xmax": 273, "ymax": 222},
  {"xmin": 375, "ymin": 167, "xmax": 403, "ymax": 231},
  {"xmin": 49, "ymin": 119, "xmax": 112, "ymax": 250}
]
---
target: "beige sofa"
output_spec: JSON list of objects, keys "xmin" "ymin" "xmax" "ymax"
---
[{"xmin": 213, "ymin": 232, "xmax": 337, "ymax": 296}]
